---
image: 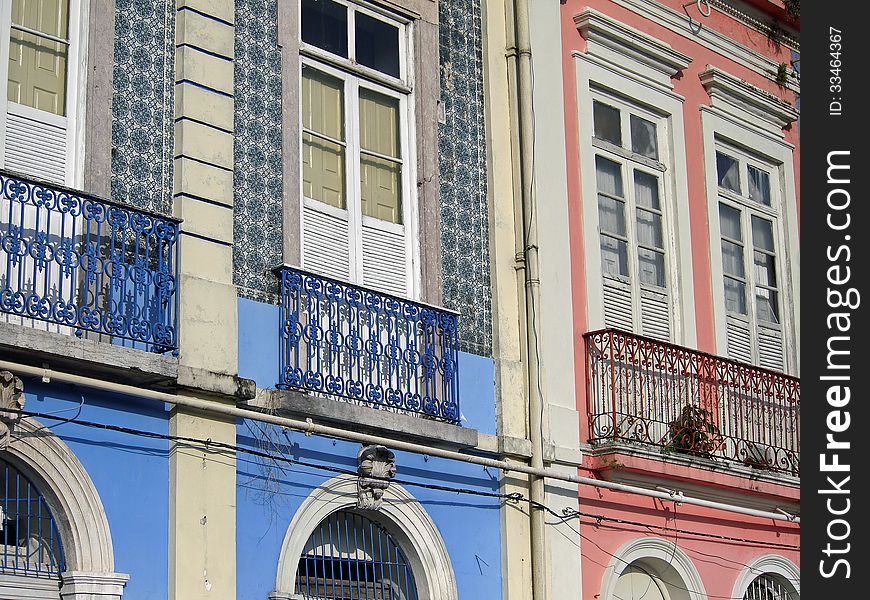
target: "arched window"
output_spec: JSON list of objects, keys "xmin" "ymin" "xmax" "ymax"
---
[
  {"xmin": 0, "ymin": 458, "xmax": 65, "ymax": 578},
  {"xmin": 743, "ymin": 574, "xmax": 796, "ymax": 600},
  {"xmin": 296, "ymin": 510, "xmax": 418, "ymax": 600}
]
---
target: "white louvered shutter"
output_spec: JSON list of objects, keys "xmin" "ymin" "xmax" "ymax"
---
[
  {"xmin": 640, "ymin": 290, "xmax": 670, "ymax": 341},
  {"xmin": 4, "ymin": 107, "xmax": 67, "ymax": 183},
  {"xmin": 361, "ymin": 220, "xmax": 408, "ymax": 297},
  {"xmin": 757, "ymin": 326, "xmax": 784, "ymax": 371},
  {"xmin": 726, "ymin": 316, "xmax": 753, "ymax": 364},
  {"xmin": 603, "ymin": 280, "xmax": 633, "ymax": 331},
  {"xmin": 302, "ymin": 203, "xmax": 352, "ymax": 281}
]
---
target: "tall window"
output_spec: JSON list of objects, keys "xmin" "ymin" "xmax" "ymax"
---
[
  {"xmin": 592, "ymin": 93, "xmax": 672, "ymax": 341},
  {"xmin": 300, "ymin": 0, "xmax": 413, "ymax": 298},
  {"xmin": 296, "ymin": 510, "xmax": 418, "ymax": 600},
  {"xmin": 715, "ymin": 143, "xmax": 784, "ymax": 371},
  {"xmin": 0, "ymin": 0, "xmax": 76, "ymax": 184}
]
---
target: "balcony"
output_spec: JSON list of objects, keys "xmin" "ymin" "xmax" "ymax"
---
[
  {"xmin": 276, "ymin": 266, "xmax": 460, "ymax": 424},
  {"xmin": 584, "ymin": 329, "xmax": 799, "ymax": 476},
  {"xmin": 0, "ymin": 170, "xmax": 180, "ymax": 353}
]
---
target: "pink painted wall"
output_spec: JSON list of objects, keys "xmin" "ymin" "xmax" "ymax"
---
[{"xmin": 558, "ymin": 0, "xmax": 801, "ymax": 597}]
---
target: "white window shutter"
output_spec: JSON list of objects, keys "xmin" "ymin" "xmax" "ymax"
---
[
  {"xmin": 302, "ymin": 203, "xmax": 352, "ymax": 281},
  {"xmin": 360, "ymin": 220, "xmax": 409, "ymax": 297},
  {"xmin": 4, "ymin": 107, "xmax": 67, "ymax": 184},
  {"xmin": 757, "ymin": 326, "xmax": 784, "ymax": 372},
  {"xmin": 640, "ymin": 289, "xmax": 670, "ymax": 341},
  {"xmin": 726, "ymin": 316, "xmax": 753, "ymax": 364},
  {"xmin": 603, "ymin": 279, "xmax": 633, "ymax": 332}
]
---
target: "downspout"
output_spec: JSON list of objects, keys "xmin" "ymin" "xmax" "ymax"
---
[{"xmin": 507, "ymin": 0, "xmax": 548, "ymax": 598}]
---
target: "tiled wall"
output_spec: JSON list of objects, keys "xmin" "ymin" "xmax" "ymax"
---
[
  {"xmin": 111, "ymin": 0, "xmax": 175, "ymax": 214},
  {"xmin": 439, "ymin": 0, "xmax": 492, "ymax": 357},
  {"xmin": 229, "ymin": 0, "xmax": 493, "ymax": 357},
  {"xmin": 234, "ymin": 0, "xmax": 285, "ymax": 301}
]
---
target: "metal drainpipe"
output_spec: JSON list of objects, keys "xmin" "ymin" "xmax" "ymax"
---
[
  {"xmin": 508, "ymin": 0, "xmax": 548, "ymax": 597},
  {"xmin": 0, "ymin": 359, "xmax": 799, "ymax": 523}
]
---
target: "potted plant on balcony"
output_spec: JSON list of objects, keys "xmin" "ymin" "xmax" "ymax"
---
[{"xmin": 664, "ymin": 405, "xmax": 722, "ymax": 458}]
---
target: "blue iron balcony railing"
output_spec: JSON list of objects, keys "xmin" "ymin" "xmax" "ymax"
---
[
  {"xmin": 276, "ymin": 266, "xmax": 461, "ymax": 424},
  {"xmin": 0, "ymin": 170, "xmax": 180, "ymax": 353}
]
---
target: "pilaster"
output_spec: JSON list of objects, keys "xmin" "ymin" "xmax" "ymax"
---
[{"xmin": 169, "ymin": 2, "xmax": 238, "ymax": 600}]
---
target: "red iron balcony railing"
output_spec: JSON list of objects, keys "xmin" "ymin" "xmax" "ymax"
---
[{"xmin": 584, "ymin": 329, "xmax": 800, "ymax": 476}]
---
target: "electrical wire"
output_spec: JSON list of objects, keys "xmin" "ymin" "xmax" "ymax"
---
[{"xmin": 8, "ymin": 408, "xmax": 799, "ymax": 553}]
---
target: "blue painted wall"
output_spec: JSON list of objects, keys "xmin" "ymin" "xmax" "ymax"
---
[
  {"xmin": 235, "ymin": 428, "xmax": 502, "ymax": 600},
  {"xmin": 21, "ymin": 381, "xmax": 169, "ymax": 600},
  {"xmin": 237, "ymin": 297, "xmax": 502, "ymax": 599}
]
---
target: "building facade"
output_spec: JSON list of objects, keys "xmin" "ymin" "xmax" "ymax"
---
[
  {"xmin": 558, "ymin": 1, "xmax": 801, "ymax": 599},
  {"xmin": 0, "ymin": 1, "xmax": 799, "ymax": 600}
]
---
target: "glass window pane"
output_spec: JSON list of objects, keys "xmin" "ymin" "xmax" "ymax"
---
[
  {"xmin": 359, "ymin": 89, "xmax": 401, "ymax": 223},
  {"xmin": 724, "ymin": 277, "xmax": 747, "ymax": 315},
  {"xmin": 593, "ymin": 101, "xmax": 621, "ymax": 146},
  {"xmin": 355, "ymin": 12, "xmax": 400, "ymax": 78},
  {"xmin": 8, "ymin": 0, "xmax": 70, "ymax": 116},
  {"xmin": 718, "ymin": 203, "xmax": 742, "ymax": 241},
  {"xmin": 630, "ymin": 114, "xmax": 658, "ymax": 160},
  {"xmin": 721, "ymin": 240, "xmax": 744, "ymax": 278},
  {"xmin": 716, "ymin": 151, "xmax": 741, "ymax": 193},
  {"xmin": 751, "ymin": 215, "xmax": 775, "ymax": 252},
  {"xmin": 756, "ymin": 288, "xmax": 780, "ymax": 324},
  {"xmin": 638, "ymin": 248, "xmax": 666, "ymax": 287},
  {"xmin": 598, "ymin": 196, "xmax": 626, "ymax": 236},
  {"xmin": 595, "ymin": 156, "xmax": 623, "ymax": 197},
  {"xmin": 600, "ymin": 235, "xmax": 629, "ymax": 278},
  {"xmin": 302, "ymin": 68, "xmax": 346, "ymax": 209},
  {"xmin": 748, "ymin": 165, "xmax": 771, "ymax": 206},
  {"xmin": 301, "ymin": 0, "xmax": 348, "ymax": 58},
  {"xmin": 634, "ymin": 171, "xmax": 660, "ymax": 210},
  {"xmin": 636, "ymin": 208, "xmax": 663, "ymax": 248},
  {"xmin": 754, "ymin": 251, "xmax": 777, "ymax": 288}
]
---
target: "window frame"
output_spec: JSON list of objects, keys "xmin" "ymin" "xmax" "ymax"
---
[
  {"xmin": 0, "ymin": 0, "xmax": 87, "ymax": 187},
  {"xmin": 575, "ymin": 67, "xmax": 695, "ymax": 345},
  {"xmin": 297, "ymin": 0, "xmax": 419, "ymax": 297},
  {"xmin": 702, "ymin": 106, "xmax": 799, "ymax": 375}
]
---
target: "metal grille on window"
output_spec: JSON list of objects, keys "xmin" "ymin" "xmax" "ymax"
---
[
  {"xmin": 0, "ymin": 459, "xmax": 65, "ymax": 577},
  {"xmin": 743, "ymin": 574, "xmax": 794, "ymax": 600},
  {"xmin": 296, "ymin": 511, "xmax": 418, "ymax": 600}
]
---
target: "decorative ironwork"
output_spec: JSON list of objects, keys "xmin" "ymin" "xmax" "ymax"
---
[
  {"xmin": 0, "ymin": 170, "xmax": 180, "ymax": 352},
  {"xmin": 744, "ymin": 574, "xmax": 795, "ymax": 600},
  {"xmin": 277, "ymin": 266, "xmax": 460, "ymax": 424},
  {"xmin": 585, "ymin": 329, "xmax": 800, "ymax": 475},
  {"xmin": 296, "ymin": 510, "xmax": 418, "ymax": 600},
  {"xmin": 1, "ymin": 459, "xmax": 65, "ymax": 577}
]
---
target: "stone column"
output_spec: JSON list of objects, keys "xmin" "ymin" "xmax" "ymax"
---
[{"xmin": 169, "ymin": 2, "xmax": 238, "ymax": 600}]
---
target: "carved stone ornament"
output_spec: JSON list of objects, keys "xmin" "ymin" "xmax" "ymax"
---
[
  {"xmin": 0, "ymin": 371, "xmax": 25, "ymax": 449},
  {"xmin": 356, "ymin": 445, "xmax": 396, "ymax": 511}
]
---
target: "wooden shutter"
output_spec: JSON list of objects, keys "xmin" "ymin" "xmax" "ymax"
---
[
  {"xmin": 726, "ymin": 316, "xmax": 753, "ymax": 364},
  {"xmin": 603, "ymin": 279, "xmax": 633, "ymax": 331},
  {"xmin": 757, "ymin": 326, "xmax": 784, "ymax": 372},
  {"xmin": 640, "ymin": 290, "xmax": 670, "ymax": 341}
]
